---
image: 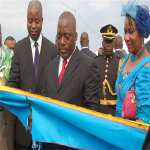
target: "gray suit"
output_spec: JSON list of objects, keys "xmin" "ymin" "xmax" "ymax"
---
[
  {"xmin": 81, "ymin": 48, "xmax": 97, "ymax": 59},
  {"xmin": 42, "ymin": 47, "xmax": 100, "ymax": 149},
  {"xmin": 6, "ymin": 35, "xmax": 57, "ymax": 147},
  {"xmin": 42, "ymin": 47, "xmax": 100, "ymax": 111},
  {"xmin": 115, "ymin": 50, "xmax": 125, "ymax": 58},
  {"xmin": 145, "ymin": 40, "xmax": 150, "ymax": 53}
]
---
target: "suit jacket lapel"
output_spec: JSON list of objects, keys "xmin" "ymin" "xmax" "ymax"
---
[
  {"xmin": 52, "ymin": 57, "xmax": 59, "ymax": 90},
  {"xmin": 36, "ymin": 36, "xmax": 47, "ymax": 84},
  {"xmin": 58, "ymin": 47, "xmax": 80, "ymax": 91},
  {"xmin": 25, "ymin": 36, "xmax": 36, "ymax": 84}
]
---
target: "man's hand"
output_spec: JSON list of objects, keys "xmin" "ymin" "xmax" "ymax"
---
[{"xmin": 28, "ymin": 109, "xmax": 32, "ymax": 130}]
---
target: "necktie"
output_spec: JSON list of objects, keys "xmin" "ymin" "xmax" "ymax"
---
[
  {"xmin": 34, "ymin": 42, "xmax": 39, "ymax": 80},
  {"xmin": 59, "ymin": 59, "xmax": 67, "ymax": 85}
]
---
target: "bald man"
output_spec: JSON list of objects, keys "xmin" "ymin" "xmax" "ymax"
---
[
  {"xmin": 42, "ymin": 11, "xmax": 100, "ymax": 149},
  {"xmin": 4, "ymin": 36, "xmax": 16, "ymax": 52},
  {"xmin": 6, "ymin": 0, "xmax": 57, "ymax": 149},
  {"xmin": 80, "ymin": 32, "xmax": 96, "ymax": 59},
  {"xmin": 114, "ymin": 35, "xmax": 125, "ymax": 58}
]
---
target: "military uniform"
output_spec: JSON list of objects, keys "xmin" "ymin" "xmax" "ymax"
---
[
  {"xmin": 96, "ymin": 24, "xmax": 123, "ymax": 116},
  {"xmin": 95, "ymin": 53, "xmax": 123, "ymax": 116}
]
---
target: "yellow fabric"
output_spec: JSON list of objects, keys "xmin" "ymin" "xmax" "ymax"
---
[
  {"xmin": 100, "ymin": 99, "xmax": 117, "ymax": 105},
  {"xmin": 102, "ymin": 33, "xmax": 116, "ymax": 39},
  {"xmin": 117, "ymin": 58, "xmax": 124, "ymax": 76},
  {"xmin": 103, "ymin": 78, "xmax": 116, "ymax": 97},
  {"xmin": 0, "ymin": 69, "xmax": 7, "ymax": 85},
  {"xmin": 0, "ymin": 85, "xmax": 149, "ymax": 130}
]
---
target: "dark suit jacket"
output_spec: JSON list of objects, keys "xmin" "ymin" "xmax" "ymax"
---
[
  {"xmin": 145, "ymin": 40, "xmax": 150, "ymax": 53},
  {"xmin": 115, "ymin": 50, "xmax": 125, "ymax": 58},
  {"xmin": 42, "ymin": 47, "xmax": 100, "ymax": 111},
  {"xmin": 142, "ymin": 127, "xmax": 150, "ymax": 150},
  {"xmin": 6, "ymin": 35, "xmax": 57, "ymax": 147},
  {"xmin": 81, "ymin": 48, "xmax": 97, "ymax": 59}
]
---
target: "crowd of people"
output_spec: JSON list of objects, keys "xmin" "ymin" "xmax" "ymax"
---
[{"xmin": 0, "ymin": 0, "xmax": 150, "ymax": 149}]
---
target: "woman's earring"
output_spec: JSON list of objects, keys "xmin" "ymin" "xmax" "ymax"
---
[{"xmin": 142, "ymin": 38, "xmax": 144, "ymax": 47}]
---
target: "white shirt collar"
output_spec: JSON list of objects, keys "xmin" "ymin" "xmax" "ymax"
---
[
  {"xmin": 59, "ymin": 47, "xmax": 76, "ymax": 64},
  {"xmin": 29, "ymin": 33, "xmax": 42, "ymax": 48},
  {"xmin": 58, "ymin": 47, "xmax": 76, "ymax": 76},
  {"xmin": 115, "ymin": 49, "xmax": 122, "ymax": 52},
  {"xmin": 81, "ymin": 46, "xmax": 88, "ymax": 50}
]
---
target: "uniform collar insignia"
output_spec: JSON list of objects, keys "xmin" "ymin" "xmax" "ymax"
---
[{"xmin": 104, "ymin": 53, "xmax": 113, "ymax": 59}]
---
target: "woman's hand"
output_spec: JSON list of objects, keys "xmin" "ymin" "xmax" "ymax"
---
[{"xmin": 136, "ymin": 119, "xmax": 145, "ymax": 124}]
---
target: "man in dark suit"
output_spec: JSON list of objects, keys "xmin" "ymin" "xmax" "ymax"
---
[
  {"xmin": 6, "ymin": 0, "xmax": 57, "ymax": 149},
  {"xmin": 80, "ymin": 32, "xmax": 96, "ymax": 59},
  {"xmin": 114, "ymin": 35, "xmax": 125, "ymax": 58},
  {"xmin": 145, "ymin": 40, "xmax": 150, "ymax": 53},
  {"xmin": 98, "ymin": 47, "xmax": 104, "ymax": 56},
  {"xmin": 142, "ymin": 127, "xmax": 150, "ymax": 150},
  {"xmin": 42, "ymin": 11, "xmax": 100, "ymax": 149},
  {"xmin": 95, "ymin": 24, "xmax": 123, "ymax": 116},
  {"xmin": 4, "ymin": 36, "xmax": 16, "ymax": 52}
]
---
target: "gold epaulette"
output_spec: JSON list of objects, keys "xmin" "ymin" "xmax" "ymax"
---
[
  {"xmin": 95, "ymin": 54, "xmax": 102, "ymax": 59},
  {"xmin": 103, "ymin": 78, "xmax": 116, "ymax": 99},
  {"xmin": 117, "ymin": 57, "xmax": 124, "ymax": 76},
  {"xmin": 100, "ymin": 99, "xmax": 117, "ymax": 105}
]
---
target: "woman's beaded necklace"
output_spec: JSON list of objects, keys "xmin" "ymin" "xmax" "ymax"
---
[{"xmin": 130, "ymin": 46, "xmax": 145, "ymax": 62}]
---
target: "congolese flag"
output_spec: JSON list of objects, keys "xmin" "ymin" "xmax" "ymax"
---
[{"xmin": 0, "ymin": 86, "xmax": 149, "ymax": 150}]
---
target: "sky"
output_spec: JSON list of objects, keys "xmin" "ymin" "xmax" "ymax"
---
[{"xmin": 0, "ymin": 0, "xmax": 150, "ymax": 54}]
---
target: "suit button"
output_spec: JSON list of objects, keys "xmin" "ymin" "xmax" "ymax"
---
[{"xmin": 56, "ymin": 94, "xmax": 59, "ymax": 97}]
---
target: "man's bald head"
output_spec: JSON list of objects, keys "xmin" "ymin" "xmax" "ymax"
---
[
  {"xmin": 114, "ymin": 35, "xmax": 123, "ymax": 50},
  {"xmin": 80, "ymin": 32, "xmax": 89, "ymax": 47},
  {"xmin": 27, "ymin": 0, "xmax": 42, "ymax": 16},
  {"xmin": 58, "ymin": 11, "xmax": 76, "ymax": 33},
  {"xmin": 57, "ymin": 11, "xmax": 77, "ymax": 59}
]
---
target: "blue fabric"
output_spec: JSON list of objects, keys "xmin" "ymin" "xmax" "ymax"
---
[
  {"xmin": 121, "ymin": 0, "xmax": 150, "ymax": 38},
  {"xmin": 0, "ymin": 87, "xmax": 148, "ymax": 150},
  {"xmin": 121, "ymin": 0, "xmax": 138, "ymax": 20},
  {"xmin": 115, "ymin": 54, "xmax": 150, "ymax": 124},
  {"xmin": 136, "ymin": 105, "xmax": 150, "ymax": 124},
  {"xmin": 136, "ymin": 5, "xmax": 150, "ymax": 38},
  {"xmin": 0, "ymin": 91, "xmax": 30, "ymax": 130}
]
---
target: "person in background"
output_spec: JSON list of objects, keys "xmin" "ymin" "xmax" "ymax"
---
[
  {"xmin": 55, "ymin": 35, "xmax": 59, "ymax": 56},
  {"xmin": 98, "ymin": 47, "xmax": 104, "ymax": 56},
  {"xmin": 114, "ymin": 35, "xmax": 125, "ymax": 58},
  {"xmin": 0, "ymin": 24, "xmax": 15, "ymax": 150},
  {"xmin": 6, "ymin": 0, "xmax": 57, "ymax": 149},
  {"xmin": 80, "ymin": 32, "xmax": 96, "ymax": 59},
  {"xmin": 115, "ymin": 0, "xmax": 150, "ymax": 125},
  {"xmin": 4, "ymin": 36, "xmax": 16, "ymax": 52},
  {"xmin": 145, "ymin": 40, "xmax": 150, "ymax": 54},
  {"xmin": 95, "ymin": 24, "xmax": 123, "ymax": 116},
  {"xmin": 122, "ymin": 49, "xmax": 127, "ymax": 56}
]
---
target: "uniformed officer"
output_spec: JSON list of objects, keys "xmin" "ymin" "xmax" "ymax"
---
[{"xmin": 95, "ymin": 24, "xmax": 123, "ymax": 116}]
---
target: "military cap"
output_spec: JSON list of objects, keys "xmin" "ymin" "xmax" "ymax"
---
[{"xmin": 100, "ymin": 24, "xmax": 118, "ymax": 40}]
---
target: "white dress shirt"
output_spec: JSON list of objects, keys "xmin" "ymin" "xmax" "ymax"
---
[
  {"xmin": 58, "ymin": 48, "xmax": 76, "ymax": 77},
  {"xmin": 115, "ymin": 49, "xmax": 122, "ymax": 51},
  {"xmin": 29, "ymin": 33, "xmax": 42, "ymax": 64},
  {"xmin": 81, "ymin": 46, "xmax": 88, "ymax": 50}
]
